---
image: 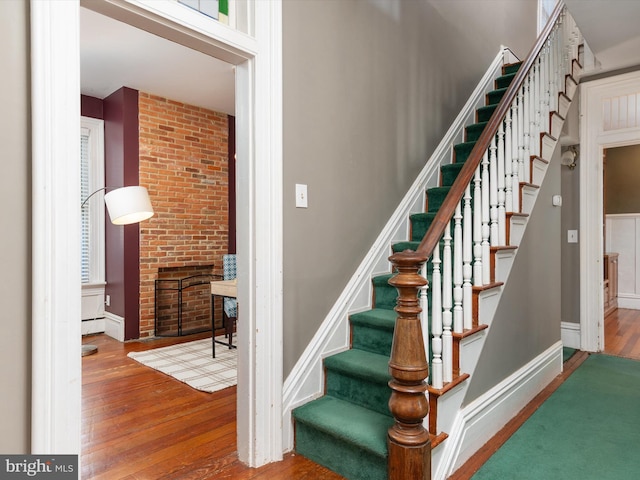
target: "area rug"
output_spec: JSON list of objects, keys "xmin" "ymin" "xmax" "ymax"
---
[
  {"xmin": 472, "ymin": 354, "xmax": 640, "ymax": 479},
  {"xmin": 127, "ymin": 336, "xmax": 236, "ymax": 393}
]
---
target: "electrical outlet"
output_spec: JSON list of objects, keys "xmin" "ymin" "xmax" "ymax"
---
[
  {"xmin": 295, "ymin": 184, "xmax": 308, "ymax": 208},
  {"xmin": 105, "ymin": 294, "xmax": 111, "ymax": 307}
]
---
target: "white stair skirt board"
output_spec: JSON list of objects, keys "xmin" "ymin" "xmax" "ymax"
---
[
  {"xmin": 565, "ymin": 76, "xmax": 578, "ymax": 100},
  {"xmin": 494, "ymin": 249, "xmax": 516, "ymax": 284},
  {"xmin": 433, "ymin": 341, "xmax": 563, "ymax": 480},
  {"xmin": 521, "ymin": 184, "xmax": 540, "ymax": 215},
  {"xmin": 508, "ymin": 215, "xmax": 528, "ymax": 246},
  {"xmin": 561, "ymin": 321, "xmax": 581, "ymax": 349},
  {"xmin": 558, "ymin": 94, "xmax": 571, "ymax": 119},
  {"xmin": 531, "ymin": 157, "xmax": 548, "ymax": 186},
  {"xmin": 541, "ymin": 133, "xmax": 557, "ymax": 162},
  {"xmin": 550, "ymin": 112, "xmax": 564, "ymax": 140}
]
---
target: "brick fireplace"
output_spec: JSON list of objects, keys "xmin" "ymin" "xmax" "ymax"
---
[{"xmin": 138, "ymin": 93, "xmax": 229, "ymax": 338}]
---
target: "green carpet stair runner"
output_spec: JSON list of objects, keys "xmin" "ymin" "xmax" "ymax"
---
[{"xmin": 292, "ymin": 62, "xmax": 521, "ymax": 480}]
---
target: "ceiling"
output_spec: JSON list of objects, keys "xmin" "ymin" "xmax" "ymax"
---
[
  {"xmin": 80, "ymin": 7, "xmax": 236, "ymax": 115},
  {"xmin": 80, "ymin": 2, "xmax": 640, "ymax": 117},
  {"xmin": 565, "ymin": 0, "xmax": 640, "ymax": 74}
]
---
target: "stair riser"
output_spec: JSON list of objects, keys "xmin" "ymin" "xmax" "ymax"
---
[
  {"xmin": 351, "ymin": 324, "xmax": 393, "ymax": 357},
  {"xmin": 295, "ymin": 423, "xmax": 388, "ymax": 480},
  {"xmin": 326, "ymin": 370, "xmax": 392, "ymax": 416}
]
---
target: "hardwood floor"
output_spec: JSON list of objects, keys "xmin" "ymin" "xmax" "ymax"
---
[
  {"xmin": 84, "ymin": 309, "xmax": 640, "ymax": 479},
  {"xmin": 450, "ymin": 307, "xmax": 640, "ymax": 479},
  {"xmin": 603, "ymin": 308, "xmax": 640, "ymax": 360},
  {"xmin": 81, "ymin": 333, "xmax": 343, "ymax": 480}
]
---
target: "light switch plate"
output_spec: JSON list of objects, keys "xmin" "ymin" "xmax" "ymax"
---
[
  {"xmin": 568, "ymin": 229, "xmax": 578, "ymax": 243},
  {"xmin": 295, "ymin": 184, "xmax": 308, "ymax": 208}
]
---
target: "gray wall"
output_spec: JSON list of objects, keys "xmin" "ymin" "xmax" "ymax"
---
[
  {"xmin": 282, "ymin": 0, "xmax": 537, "ymax": 376},
  {"xmin": 0, "ymin": 0, "xmax": 31, "ymax": 452},
  {"xmin": 464, "ymin": 148, "xmax": 562, "ymax": 404},
  {"xmin": 560, "ymin": 149, "xmax": 581, "ymax": 324},
  {"xmin": 605, "ymin": 144, "xmax": 640, "ymax": 214}
]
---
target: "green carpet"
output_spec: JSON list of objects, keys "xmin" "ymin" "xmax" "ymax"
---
[{"xmin": 472, "ymin": 354, "xmax": 640, "ymax": 479}]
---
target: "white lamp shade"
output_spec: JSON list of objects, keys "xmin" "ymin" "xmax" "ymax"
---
[{"xmin": 104, "ymin": 186, "xmax": 154, "ymax": 225}]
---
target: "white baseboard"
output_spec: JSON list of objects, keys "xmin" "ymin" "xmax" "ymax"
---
[
  {"xmin": 561, "ymin": 321, "xmax": 581, "ymax": 349},
  {"xmin": 435, "ymin": 341, "xmax": 562, "ymax": 480},
  {"xmin": 618, "ymin": 294, "xmax": 640, "ymax": 310},
  {"xmin": 104, "ymin": 312, "xmax": 125, "ymax": 342}
]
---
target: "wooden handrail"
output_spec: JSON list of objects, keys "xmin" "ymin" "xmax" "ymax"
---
[{"xmin": 415, "ymin": 0, "xmax": 566, "ymax": 259}]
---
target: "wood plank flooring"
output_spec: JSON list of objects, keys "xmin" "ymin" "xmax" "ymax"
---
[
  {"xmin": 81, "ymin": 332, "xmax": 344, "ymax": 480},
  {"xmin": 83, "ymin": 308, "xmax": 640, "ymax": 479},
  {"xmin": 603, "ymin": 308, "xmax": 640, "ymax": 360}
]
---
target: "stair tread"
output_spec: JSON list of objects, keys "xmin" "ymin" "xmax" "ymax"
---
[
  {"xmin": 325, "ymin": 349, "xmax": 391, "ymax": 384},
  {"xmin": 294, "ymin": 396, "xmax": 394, "ymax": 458}
]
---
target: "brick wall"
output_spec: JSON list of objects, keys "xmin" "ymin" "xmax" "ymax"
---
[{"xmin": 138, "ymin": 92, "xmax": 229, "ymax": 338}]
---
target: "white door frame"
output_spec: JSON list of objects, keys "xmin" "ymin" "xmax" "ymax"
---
[
  {"xmin": 30, "ymin": 0, "xmax": 283, "ymax": 467},
  {"xmin": 580, "ymin": 70, "xmax": 640, "ymax": 352}
]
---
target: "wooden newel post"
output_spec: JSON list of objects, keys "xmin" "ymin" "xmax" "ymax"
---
[{"xmin": 387, "ymin": 249, "xmax": 431, "ymax": 480}]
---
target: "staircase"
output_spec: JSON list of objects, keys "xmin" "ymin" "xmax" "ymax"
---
[{"xmin": 290, "ymin": 5, "xmax": 582, "ymax": 480}]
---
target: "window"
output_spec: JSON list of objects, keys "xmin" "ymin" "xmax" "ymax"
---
[
  {"xmin": 538, "ymin": 0, "xmax": 559, "ymax": 34},
  {"xmin": 80, "ymin": 117, "xmax": 105, "ymax": 286},
  {"xmin": 177, "ymin": 0, "xmax": 229, "ymax": 23}
]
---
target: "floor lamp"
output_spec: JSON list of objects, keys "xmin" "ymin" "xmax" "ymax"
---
[{"xmin": 81, "ymin": 186, "xmax": 154, "ymax": 356}]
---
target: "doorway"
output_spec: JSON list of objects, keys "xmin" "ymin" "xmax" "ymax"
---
[
  {"xmin": 580, "ymin": 70, "xmax": 640, "ymax": 353},
  {"xmin": 31, "ymin": 0, "xmax": 283, "ymax": 467}
]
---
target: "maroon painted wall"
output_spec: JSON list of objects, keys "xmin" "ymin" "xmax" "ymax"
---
[
  {"xmin": 81, "ymin": 94, "xmax": 103, "ymax": 119},
  {"xmin": 103, "ymin": 87, "xmax": 141, "ymax": 340}
]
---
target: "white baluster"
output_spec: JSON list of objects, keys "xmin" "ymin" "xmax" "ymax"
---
[
  {"xmin": 530, "ymin": 61, "xmax": 539, "ymax": 159},
  {"xmin": 473, "ymin": 165, "xmax": 483, "ymax": 287},
  {"xmin": 549, "ymin": 25, "xmax": 559, "ymax": 112},
  {"xmin": 517, "ymin": 86, "xmax": 526, "ymax": 189},
  {"xmin": 481, "ymin": 151, "xmax": 491, "ymax": 284},
  {"xmin": 431, "ymin": 246, "xmax": 443, "ymax": 389},
  {"xmin": 497, "ymin": 121, "xmax": 506, "ymax": 245},
  {"xmin": 511, "ymin": 99, "xmax": 521, "ymax": 213},
  {"xmin": 420, "ymin": 261, "xmax": 429, "ymax": 369},
  {"xmin": 463, "ymin": 185, "xmax": 473, "ymax": 330},
  {"xmin": 504, "ymin": 108, "xmax": 513, "ymax": 214},
  {"xmin": 442, "ymin": 222, "xmax": 453, "ymax": 383},
  {"xmin": 453, "ymin": 202, "xmax": 463, "ymax": 334},
  {"xmin": 542, "ymin": 42, "xmax": 550, "ymax": 125},
  {"xmin": 520, "ymin": 75, "xmax": 531, "ymax": 183},
  {"xmin": 489, "ymin": 136, "xmax": 499, "ymax": 246}
]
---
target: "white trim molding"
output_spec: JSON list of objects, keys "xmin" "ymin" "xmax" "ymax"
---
[
  {"xmin": 31, "ymin": 0, "xmax": 82, "ymax": 454},
  {"xmin": 32, "ymin": 0, "xmax": 284, "ymax": 467},
  {"xmin": 581, "ymin": 70, "xmax": 640, "ymax": 352}
]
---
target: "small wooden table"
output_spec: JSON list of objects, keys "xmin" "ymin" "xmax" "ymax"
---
[{"xmin": 210, "ymin": 280, "xmax": 237, "ymax": 357}]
